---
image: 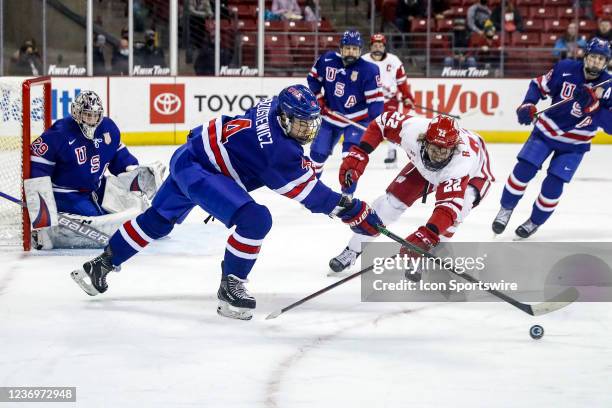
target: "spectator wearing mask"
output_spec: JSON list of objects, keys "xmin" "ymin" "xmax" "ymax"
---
[
  {"xmin": 553, "ymin": 22, "xmax": 587, "ymax": 60},
  {"xmin": 467, "ymin": 0, "xmax": 491, "ymax": 34},
  {"xmin": 112, "ymin": 38, "xmax": 130, "ymax": 75},
  {"xmin": 490, "ymin": 1, "xmax": 523, "ymax": 33},
  {"xmin": 592, "ymin": 18, "xmax": 611, "ymax": 42},
  {"xmin": 444, "ymin": 18, "xmax": 477, "ymax": 68},
  {"xmin": 10, "ymin": 39, "xmax": 42, "ymax": 76},
  {"xmin": 136, "ymin": 29, "xmax": 166, "ymax": 68},
  {"xmin": 395, "ymin": 0, "xmax": 425, "ymax": 32},
  {"xmin": 272, "ymin": 0, "xmax": 302, "ymax": 20},
  {"xmin": 469, "ymin": 20, "xmax": 501, "ymax": 67},
  {"xmin": 93, "ymin": 34, "xmax": 107, "ymax": 75}
]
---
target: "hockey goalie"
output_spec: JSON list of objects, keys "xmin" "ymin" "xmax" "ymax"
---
[{"xmin": 25, "ymin": 90, "xmax": 165, "ymax": 249}]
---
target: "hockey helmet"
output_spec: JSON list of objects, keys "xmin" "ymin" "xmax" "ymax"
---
[
  {"xmin": 369, "ymin": 33, "xmax": 387, "ymax": 59},
  {"xmin": 583, "ymin": 37, "xmax": 611, "ymax": 77},
  {"xmin": 339, "ymin": 29, "xmax": 362, "ymax": 66},
  {"xmin": 370, "ymin": 33, "xmax": 387, "ymax": 45},
  {"xmin": 421, "ymin": 115, "xmax": 460, "ymax": 171},
  {"xmin": 70, "ymin": 90, "xmax": 104, "ymax": 140},
  {"xmin": 277, "ymin": 84, "xmax": 322, "ymax": 145}
]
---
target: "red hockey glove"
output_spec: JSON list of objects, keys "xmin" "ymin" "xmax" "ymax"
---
[
  {"xmin": 399, "ymin": 226, "xmax": 440, "ymax": 258},
  {"xmin": 402, "ymin": 97, "xmax": 415, "ymax": 112},
  {"xmin": 317, "ymin": 98, "xmax": 330, "ymax": 116},
  {"xmin": 516, "ymin": 103, "xmax": 537, "ymax": 125},
  {"xmin": 339, "ymin": 145, "xmax": 370, "ymax": 189},
  {"xmin": 574, "ymin": 85, "xmax": 600, "ymax": 114}
]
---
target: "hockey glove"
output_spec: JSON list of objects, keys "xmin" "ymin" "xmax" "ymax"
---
[
  {"xmin": 337, "ymin": 198, "xmax": 383, "ymax": 237},
  {"xmin": 400, "ymin": 226, "xmax": 440, "ymax": 258},
  {"xmin": 339, "ymin": 145, "xmax": 370, "ymax": 189},
  {"xmin": 402, "ymin": 97, "xmax": 415, "ymax": 112},
  {"xmin": 574, "ymin": 85, "xmax": 600, "ymax": 114},
  {"xmin": 516, "ymin": 103, "xmax": 537, "ymax": 125}
]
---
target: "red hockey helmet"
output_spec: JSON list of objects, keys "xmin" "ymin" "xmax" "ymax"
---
[
  {"xmin": 425, "ymin": 114, "xmax": 460, "ymax": 148},
  {"xmin": 370, "ymin": 33, "xmax": 387, "ymax": 45},
  {"xmin": 421, "ymin": 115, "xmax": 460, "ymax": 171}
]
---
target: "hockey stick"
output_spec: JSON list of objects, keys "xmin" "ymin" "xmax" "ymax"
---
[
  {"xmin": 0, "ymin": 190, "xmax": 110, "ymax": 246},
  {"xmin": 534, "ymin": 77, "xmax": 612, "ymax": 118},
  {"xmin": 377, "ymin": 226, "xmax": 579, "ymax": 316},
  {"xmin": 328, "ymin": 110, "xmax": 368, "ymax": 131}
]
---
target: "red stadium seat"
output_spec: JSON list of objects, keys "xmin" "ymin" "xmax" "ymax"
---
[
  {"xmin": 436, "ymin": 18, "xmax": 454, "ymax": 32},
  {"xmin": 522, "ymin": 19, "xmax": 543, "ymax": 32},
  {"xmin": 410, "ymin": 18, "xmax": 432, "ymax": 32},
  {"xmin": 528, "ymin": 6, "xmax": 548, "ymax": 18},
  {"xmin": 287, "ymin": 21, "xmax": 315, "ymax": 32},
  {"xmin": 578, "ymin": 20, "xmax": 598, "ymax": 33},
  {"xmin": 544, "ymin": 19, "xmax": 570, "ymax": 33},
  {"xmin": 516, "ymin": 0, "xmax": 543, "ymax": 5},
  {"xmin": 447, "ymin": 0, "xmax": 464, "ymax": 6},
  {"xmin": 290, "ymin": 35, "xmax": 317, "ymax": 67},
  {"xmin": 557, "ymin": 6, "xmax": 576, "ymax": 19},
  {"xmin": 543, "ymin": 0, "xmax": 572, "ymax": 5},
  {"xmin": 540, "ymin": 33, "xmax": 561, "ymax": 47},
  {"xmin": 316, "ymin": 19, "xmax": 335, "ymax": 32},
  {"xmin": 320, "ymin": 34, "xmax": 342, "ymax": 51},
  {"xmin": 447, "ymin": 6, "xmax": 466, "ymax": 18},
  {"xmin": 265, "ymin": 34, "xmax": 293, "ymax": 69},
  {"xmin": 240, "ymin": 33, "xmax": 257, "ymax": 66},
  {"xmin": 264, "ymin": 21, "xmax": 288, "ymax": 31},
  {"xmin": 382, "ymin": 0, "xmax": 398, "ymax": 27},
  {"xmin": 237, "ymin": 19, "xmax": 257, "ymax": 32},
  {"xmin": 511, "ymin": 32, "xmax": 541, "ymax": 46}
]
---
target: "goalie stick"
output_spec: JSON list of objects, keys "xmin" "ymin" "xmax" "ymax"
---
[
  {"xmin": 266, "ymin": 226, "xmax": 578, "ymax": 320},
  {"xmin": 0, "ymin": 190, "xmax": 110, "ymax": 246}
]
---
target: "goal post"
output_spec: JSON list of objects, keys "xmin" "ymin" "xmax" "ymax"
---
[{"xmin": 0, "ymin": 76, "xmax": 52, "ymax": 251}]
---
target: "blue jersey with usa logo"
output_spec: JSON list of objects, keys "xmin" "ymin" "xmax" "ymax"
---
[
  {"xmin": 30, "ymin": 116, "xmax": 138, "ymax": 194},
  {"xmin": 524, "ymin": 59, "xmax": 612, "ymax": 151},
  {"xmin": 307, "ymin": 51, "xmax": 384, "ymax": 128},
  {"xmin": 185, "ymin": 97, "xmax": 342, "ymax": 214}
]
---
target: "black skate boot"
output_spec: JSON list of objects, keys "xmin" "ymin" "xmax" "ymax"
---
[
  {"xmin": 217, "ymin": 262, "xmax": 256, "ymax": 320},
  {"xmin": 71, "ymin": 247, "xmax": 118, "ymax": 296},
  {"xmin": 329, "ymin": 247, "xmax": 361, "ymax": 273},
  {"xmin": 384, "ymin": 148, "xmax": 398, "ymax": 169},
  {"xmin": 515, "ymin": 219, "xmax": 539, "ymax": 239},
  {"xmin": 492, "ymin": 207, "xmax": 514, "ymax": 234}
]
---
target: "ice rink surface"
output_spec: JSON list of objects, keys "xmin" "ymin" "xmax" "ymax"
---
[{"xmin": 1, "ymin": 144, "xmax": 612, "ymax": 407}]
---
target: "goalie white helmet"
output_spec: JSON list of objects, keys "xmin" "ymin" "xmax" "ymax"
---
[{"xmin": 70, "ymin": 90, "xmax": 104, "ymax": 140}]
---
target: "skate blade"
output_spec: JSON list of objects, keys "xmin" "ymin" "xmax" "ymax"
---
[
  {"xmin": 217, "ymin": 300, "xmax": 253, "ymax": 321},
  {"xmin": 70, "ymin": 269, "xmax": 99, "ymax": 296}
]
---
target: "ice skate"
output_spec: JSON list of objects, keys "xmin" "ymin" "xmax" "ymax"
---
[
  {"xmin": 329, "ymin": 247, "xmax": 361, "ymax": 273},
  {"xmin": 217, "ymin": 263, "xmax": 256, "ymax": 320},
  {"xmin": 71, "ymin": 247, "xmax": 118, "ymax": 296},
  {"xmin": 384, "ymin": 148, "xmax": 397, "ymax": 169},
  {"xmin": 492, "ymin": 207, "xmax": 514, "ymax": 235},
  {"xmin": 515, "ymin": 219, "xmax": 539, "ymax": 239}
]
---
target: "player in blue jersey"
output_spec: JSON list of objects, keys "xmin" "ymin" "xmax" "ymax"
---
[
  {"xmin": 492, "ymin": 38, "xmax": 612, "ymax": 238},
  {"xmin": 28, "ymin": 91, "xmax": 164, "ymax": 248},
  {"xmin": 307, "ymin": 29, "xmax": 384, "ymax": 194},
  {"xmin": 70, "ymin": 85, "xmax": 384, "ymax": 320}
]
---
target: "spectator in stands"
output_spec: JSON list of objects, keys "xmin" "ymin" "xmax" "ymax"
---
[
  {"xmin": 592, "ymin": 0, "xmax": 611, "ymax": 20},
  {"xmin": 112, "ymin": 38, "xmax": 130, "ymax": 75},
  {"xmin": 468, "ymin": 20, "xmax": 501, "ymax": 67},
  {"xmin": 395, "ymin": 0, "xmax": 425, "ymax": 32},
  {"xmin": 189, "ymin": 0, "xmax": 212, "ymax": 49},
  {"xmin": 93, "ymin": 34, "xmax": 107, "ymax": 75},
  {"xmin": 135, "ymin": 29, "xmax": 166, "ymax": 68},
  {"xmin": 272, "ymin": 0, "xmax": 302, "ymax": 20},
  {"xmin": 444, "ymin": 18, "xmax": 477, "ymax": 68},
  {"xmin": 9, "ymin": 39, "xmax": 42, "ymax": 76},
  {"xmin": 467, "ymin": 0, "xmax": 491, "ymax": 34},
  {"xmin": 490, "ymin": 1, "xmax": 523, "ymax": 33},
  {"xmin": 553, "ymin": 22, "xmax": 587, "ymax": 60},
  {"xmin": 592, "ymin": 18, "xmax": 611, "ymax": 42},
  {"xmin": 304, "ymin": 0, "xmax": 320, "ymax": 22}
]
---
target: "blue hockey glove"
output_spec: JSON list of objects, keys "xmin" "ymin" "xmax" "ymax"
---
[
  {"xmin": 516, "ymin": 103, "xmax": 536, "ymax": 125},
  {"xmin": 574, "ymin": 85, "xmax": 600, "ymax": 114},
  {"xmin": 337, "ymin": 197, "xmax": 384, "ymax": 236}
]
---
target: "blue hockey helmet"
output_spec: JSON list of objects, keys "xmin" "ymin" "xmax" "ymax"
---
[
  {"xmin": 70, "ymin": 90, "xmax": 104, "ymax": 140},
  {"xmin": 339, "ymin": 29, "xmax": 363, "ymax": 66},
  {"xmin": 277, "ymin": 84, "xmax": 322, "ymax": 145},
  {"xmin": 583, "ymin": 37, "xmax": 611, "ymax": 77}
]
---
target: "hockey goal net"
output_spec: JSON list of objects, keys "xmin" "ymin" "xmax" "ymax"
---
[{"xmin": 0, "ymin": 76, "xmax": 51, "ymax": 251}]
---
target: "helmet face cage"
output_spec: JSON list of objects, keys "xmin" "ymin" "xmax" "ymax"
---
[
  {"xmin": 281, "ymin": 113, "xmax": 322, "ymax": 145},
  {"xmin": 420, "ymin": 115, "xmax": 460, "ymax": 171},
  {"xmin": 70, "ymin": 91, "xmax": 104, "ymax": 140},
  {"xmin": 420, "ymin": 141, "xmax": 455, "ymax": 171}
]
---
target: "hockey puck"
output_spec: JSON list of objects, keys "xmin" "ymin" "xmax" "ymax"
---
[{"xmin": 529, "ymin": 324, "xmax": 544, "ymax": 340}]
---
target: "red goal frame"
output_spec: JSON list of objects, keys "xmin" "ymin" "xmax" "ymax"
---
[{"xmin": 22, "ymin": 76, "xmax": 52, "ymax": 251}]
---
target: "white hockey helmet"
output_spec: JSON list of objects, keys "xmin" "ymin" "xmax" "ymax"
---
[{"xmin": 70, "ymin": 90, "xmax": 104, "ymax": 140}]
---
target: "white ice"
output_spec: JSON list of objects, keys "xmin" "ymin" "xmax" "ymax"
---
[{"xmin": 1, "ymin": 144, "xmax": 612, "ymax": 408}]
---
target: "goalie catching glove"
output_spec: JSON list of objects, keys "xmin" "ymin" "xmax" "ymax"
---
[{"xmin": 123, "ymin": 161, "xmax": 166, "ymax": 199}]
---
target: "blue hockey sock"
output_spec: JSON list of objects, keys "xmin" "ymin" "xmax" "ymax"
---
[
  {"xmin": 224, "ymin": 202, "xmax": 273, "ymax": 280},
  {"xmin": 500, "ymin": 160, "xmax": 538, "ymax": 210},
  {"xmin": 530, "ymin": 173, "xmax": 564, "ymax": 225},
  {"xmin": 108, "ymin": 207, "xmax": 174, "ymax": 266}
]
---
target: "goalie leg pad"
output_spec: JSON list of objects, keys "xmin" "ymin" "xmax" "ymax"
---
[{"xmin": 24, "ymin": 176, "xmax": 58, "ymax": 229}]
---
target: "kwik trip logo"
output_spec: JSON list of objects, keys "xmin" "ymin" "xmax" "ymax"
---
[{"xmin": 150, "ymin": 84, "xmax": 185, "ymax": 124}]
